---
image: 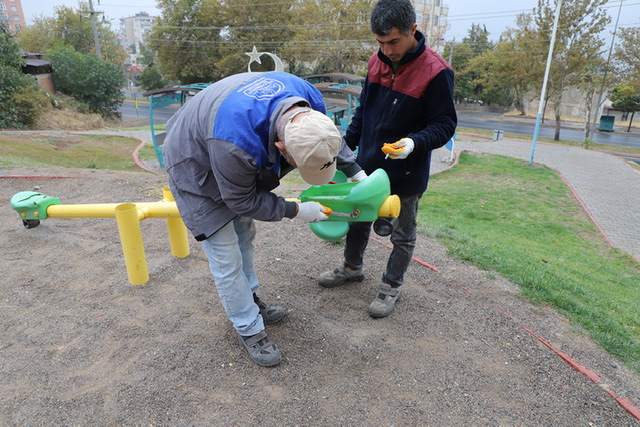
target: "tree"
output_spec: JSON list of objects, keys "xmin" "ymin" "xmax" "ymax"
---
[
  {"xmin": 139, "ymin": 66, "xmax": 169, "ymax": 91},
  {"xmin": 283, "ymin": 0, "xmax": 375, "ymax": 75},
  {"xmin": 534, "ymin": 0, "xmax": 610, "ymax": 140},
  {"xmin": 444, "ymin": 39, "xmax": 472, "ymax": 103},
  {"xmin": 464, "ymin": 14, "xmax": 546, "ymax": 111},
  {"xmin": 48, "ymin": 44, "xmax": 126, "ymax": 117},
  {"xmin": 149, "ymin": 0, "xmax": 376, "ymax": 83},
  {"xmin": 216, "ymin": 0, "xmax": 294, "ymax": 75},
  {"xmin": 149, "ymin": 0, "xmax": 226, "ymax": 84},
  {"xmin": 613, "ymin": 27, "xmax": 640, "ymax": 92},
  {"xmin": 0, "ymin": 29, "xmax": 49, "ymax": 129},
  {"xmin": 500, "ymin": 13, "xmax": 546, "ymax": 114},
  {"xmin": 449, "ymin": 24, "xmax": 494, "ymax": 104},
  {"xmin": 138, "ymin": 43, "xmax": 156, "ymax": 67},
  {"xmin": 610, "ymin": 84, "xmax": 640, "ymax": 132},
  {"xmin": 17, "ymin": 2, "xmax": 127, "ymax": 66},
  {"xmin": 577, "ymin": 59, "xmax": 606, "ymax": 141}
]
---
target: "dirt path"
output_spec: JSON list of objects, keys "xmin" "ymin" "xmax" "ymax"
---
[{"xmin": 1, "ymin": 167, "xmax": 639, "ymax": 425}]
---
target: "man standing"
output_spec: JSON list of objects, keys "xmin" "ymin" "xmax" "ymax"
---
[
  {"xmin": 164, "ymin": 71, "xmax": 364, "ymax": 367},
  {"xmin": 318, "ymin": 0, "xmax": 457, "ymax": 318}
]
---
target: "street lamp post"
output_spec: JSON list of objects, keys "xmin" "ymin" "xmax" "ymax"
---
[{"xmin": 530, "ymin": 0, "xmax": 563, "ymax": 166}]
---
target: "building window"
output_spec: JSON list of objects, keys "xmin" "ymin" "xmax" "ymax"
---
[
  {"xmin": 11, "ymin": 6, "xmax": 17, "ymax": 11},
  {"xmin": 433, "ymin": 15, "xmax": 439, "ymax": 27},
  {"xmin": 0, "ymin": 4, "xmax": 7, "ymax": 11}
]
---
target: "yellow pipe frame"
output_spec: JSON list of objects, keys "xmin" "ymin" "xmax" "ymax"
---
[
  {"xmin": 162, "ymin": 186, "xmax": 189, "ymax": 259},
  {"xmin": 44, "ymin": 186, "xmax": 189, "ymax": 286},
  {"xmin": 115, "ymin": 203, "xmax": 149, "ymax": 285}
]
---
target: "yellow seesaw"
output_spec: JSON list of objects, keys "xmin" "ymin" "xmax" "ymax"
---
[
  {"xmin": 10, "ymin": 169, "xmax": 400, "ymax": 286},
  {"xmin": 10, "ymin": 186, "xmax": 189, "ymax": 285}
]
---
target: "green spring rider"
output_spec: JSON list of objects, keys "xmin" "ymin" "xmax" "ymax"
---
[{"xmin": 299, "ymin": 168, "xmax": 400, "ymax": 241}]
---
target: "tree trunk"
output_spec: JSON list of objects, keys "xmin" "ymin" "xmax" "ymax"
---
[
  {"xmin": 519, "ymin": 104, "xmax": 526, "ymax": 116},
  {"xmin": 514, "ymin": 86, "xmax": 526, "ymax": 116},
  {"xmin": 583, "ymin": 91, "xmax": 593, "ymax": 141},
  {"xmin": 554, "ymin": 103, "xmax": 562, "ymax": 141},
  {"xmin": 627, "ymin": 112, "xmax": 635, "ymax": 132}
]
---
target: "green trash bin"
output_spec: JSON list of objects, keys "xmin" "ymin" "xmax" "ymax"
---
[{"xmin": 598, "ymin": 115, "xmax": 615, "ymax": 132}]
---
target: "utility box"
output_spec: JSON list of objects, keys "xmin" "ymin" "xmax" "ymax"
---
[{"xmin": 598, "ymin": 115, "xmax": 615, "ymax": 132}]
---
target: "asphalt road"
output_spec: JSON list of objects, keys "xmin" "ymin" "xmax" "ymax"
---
[
  {"xmin": 118, "ymin": 102, "xmax": 640, "ymax": 149},
  {"xmin": 458, "ymin": 111, "xmax": 640, "ymax": 148}
]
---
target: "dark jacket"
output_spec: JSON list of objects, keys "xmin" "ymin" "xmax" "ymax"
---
[{"xmin": 344, "ymin": 30, "xmax": 457, "ymax": 195}]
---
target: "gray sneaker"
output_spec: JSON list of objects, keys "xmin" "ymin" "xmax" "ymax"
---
[
  {"xmin": 317, "ymin": 264, "xmax": 365, "ymax": 288},
  {"xmin": 368, "ymin": 283, "xmax": 402, "ymax": 318},
  {"xmin": 253, "ymin": 294, "xmax": 286, "ymax": 325},
  {"xmin": 238, "ymin": 330, "xmax": 282, "ymax": 367}
]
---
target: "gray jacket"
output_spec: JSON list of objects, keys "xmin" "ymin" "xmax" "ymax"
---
[{"xmin": 164, "ymin": 72, "xmax": 360, "ymax": 241}]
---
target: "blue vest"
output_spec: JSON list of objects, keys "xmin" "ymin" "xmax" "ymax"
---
[{"xmin": 213, "ymin": 72, "xmax": 327, "ymax": 172}]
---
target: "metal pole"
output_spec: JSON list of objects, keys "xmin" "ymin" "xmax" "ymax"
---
[
  {"xmin": 530, "ymin": 0, "xmax": 563, "ymax": 166},
  {"xmin": 589, "ymin": 0, "xmax": 624, "ymax": 138},
  {"xmin": 88, "ymin": 0, "xmax": 102, "ymax": 58}
]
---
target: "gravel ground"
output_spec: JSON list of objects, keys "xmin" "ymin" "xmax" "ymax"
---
[{"xmin": 1, "ymin": 166, "xmax": 639, "ymax": 425}]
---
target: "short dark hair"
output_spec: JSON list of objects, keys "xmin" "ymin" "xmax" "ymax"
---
[{"xmin": 370, "ymin": 0, "xmax": 416, "ymax": 36}]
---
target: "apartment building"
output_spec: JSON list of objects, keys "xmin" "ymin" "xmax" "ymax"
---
[
  {"xmin": 121, "ymin": 11, "xmax": 154, "ymax": 55},
  {"xmin": 413, "ymin": 0, "xmax": 449, "ymax": 52},
  {"xmin": 0, "ymin": 0, "xmax": 27, "ymax": 35}
]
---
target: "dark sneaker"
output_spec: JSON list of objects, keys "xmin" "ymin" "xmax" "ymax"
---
[
  {"xmin": 367, "ymin": 283, "xmax": 402, "ymax": 318},
  {"xmin": 253, "ymin": 294, "xmax": 286, "ymax": 325},
  {"xmin": 238, "ymin": 330, "xmax": 282, "ymax": 367},
  {"xmin": 317, "ymin": 264, "xmax": 365, "ymax": 288}
]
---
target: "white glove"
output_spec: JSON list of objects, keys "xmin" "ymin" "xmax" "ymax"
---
[
  {"xmin": 296, "ymin": 202, "xmax": 330, "ymax": 223},
  {"xmin": 350, "ymin": 170, "xmax": 368, "ymax": 182},
  {"xmin": 381, "ymin": 137, "xmax": 415, "ymax": 159}
]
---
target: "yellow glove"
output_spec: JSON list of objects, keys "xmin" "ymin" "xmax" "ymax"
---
[{"xmin": 381, "ymin": 138, "xmax": 415, "ymax": 159}]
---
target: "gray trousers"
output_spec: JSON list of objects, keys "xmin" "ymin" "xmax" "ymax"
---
[{"xmin": 344, "ymin": 193, "xmax": 422, "ymax": 287}]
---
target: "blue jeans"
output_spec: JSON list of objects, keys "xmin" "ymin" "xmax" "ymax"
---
[
  {"xmin": 344, "ymin": 193, "xmax": 422, "ymax": 287},
  {"xmin": 200, "ymin": 216, "xmax": 263, "ymax": 336}
]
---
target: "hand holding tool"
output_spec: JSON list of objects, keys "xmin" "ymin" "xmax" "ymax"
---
[
  {"xmin": 296, "ymin": 201, "xmax": 330, "ymax": 223},
  {"xmin": 382, "ymin": 138, "xmax": 414, "ymax": 159}
]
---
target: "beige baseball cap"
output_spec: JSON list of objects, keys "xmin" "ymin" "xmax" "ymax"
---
[{"xmin": 284, "ymin": 109, "xmax": 341, "ymax": 185}]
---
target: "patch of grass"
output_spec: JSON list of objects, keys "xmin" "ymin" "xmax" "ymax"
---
[
  {"xmin": 0, "ymin": 134, "xmax": 155, "ymax": 171},
  {"xmin": 278, "ymin": 169, "xmax": 310, "ymax": 194},
  {"xmin": 421, "ymin": 152, "xmax": 640, "ymax": 372}
]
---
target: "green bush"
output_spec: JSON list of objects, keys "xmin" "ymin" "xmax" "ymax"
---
[
  {"xmin": 12, "ymin": 85, "xmax": 51, "ymax": 127},
  {"xmin": 48, "ymin": 44, "xmax": 126, "ymax": 117},
  {"xmin": 138, "ymin": 66, "xmax": 169, "ymax": 91},
  {"xmin": 0, "ymin": 66, "xmax": 33, "ymax": 128},
  {"xmin": 0, "ymin": 31, "xmax": 44, "ymax": 129},
  {"xmin": 0, "ymin": 30, "xmax": 24, "ymax": 69}
]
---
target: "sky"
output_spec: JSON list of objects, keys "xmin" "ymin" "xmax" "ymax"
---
[
  {"xmin": 21, "ymin": 0, "xmax": 640, "ymax": 43},
  {"xmin": 446, "ymin": 0, "xmax": 640, "ymax": 42}
]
